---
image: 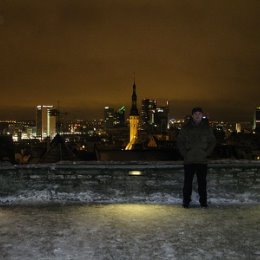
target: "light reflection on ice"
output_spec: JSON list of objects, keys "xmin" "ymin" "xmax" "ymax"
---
[{"xmin": 0, "ymin": 204, "xmax": 259, "ymax": 260}]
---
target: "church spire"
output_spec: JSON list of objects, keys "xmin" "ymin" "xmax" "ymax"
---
[
  {"xmin": 130, "ymin": 81, "xmax": 139, "ymax": 116},
  {"xmin": 125, "ymin": 80, "xmax": 140, "ymax": 150}
]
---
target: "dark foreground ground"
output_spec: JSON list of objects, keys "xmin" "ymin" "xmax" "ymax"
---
[{"xmin": 0, "ymin": 203, "xmax": 259, "ymax": 260}]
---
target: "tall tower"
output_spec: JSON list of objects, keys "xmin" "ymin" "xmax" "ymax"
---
[
  {"xmin": 253, "ymin": 106, "xmax": 260, "ymax": 132},
  {"xmin": 36, "ymin": 105, "xmax": 56, "ymax": 140},
  {"xmin": 154, "ymin": 101, "xmax": 169, "ymax": 134},
  {"xmin": 141, "ymin": 98, "xmax": 156, "ymax": 130},
  {"xmin": 125, "ymin": 81, "xmax": 139, "ymax": 150}
]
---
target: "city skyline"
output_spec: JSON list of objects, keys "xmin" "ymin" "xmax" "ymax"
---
[{"xmin": 0, "ymin": 1, "xmax": 260, "ymax": 121}]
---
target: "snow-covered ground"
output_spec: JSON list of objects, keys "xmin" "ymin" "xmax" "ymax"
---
[
  {"xmin": 0, "ymin": 189, "xmax": 259, "ymax": 206},
  {"xmin": 0, "ymin": 203, "xmax": 259, "ymax": 260}
]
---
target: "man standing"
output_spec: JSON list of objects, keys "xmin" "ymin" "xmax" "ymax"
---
[{"xmin": 177, "ymin": 107, "xmax": 216, "ymax": 208}]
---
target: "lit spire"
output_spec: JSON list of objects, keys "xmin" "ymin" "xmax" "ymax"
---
[{"xmin": 130, "ymin": 80, "xmax": 139, "ymax": 116}]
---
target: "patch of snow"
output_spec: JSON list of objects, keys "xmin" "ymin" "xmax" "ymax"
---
[{"xmin": 0, "ymin": 189, "xmax": 259, "ymax": 206}]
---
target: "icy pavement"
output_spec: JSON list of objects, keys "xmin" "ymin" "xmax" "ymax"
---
[{"xmin": 0, "ymin": 203, "xmax": 259, "ymax": 260}]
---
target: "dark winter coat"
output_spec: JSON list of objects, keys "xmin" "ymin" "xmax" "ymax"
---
[{"xmin": 177, "ymin": 119, "xmax": 216, "ymax": 164}]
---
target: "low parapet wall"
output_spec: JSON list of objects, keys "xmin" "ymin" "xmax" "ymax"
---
[{"xmin": 0, "ymin": 160, "xmax": 259, "ymax": 204}]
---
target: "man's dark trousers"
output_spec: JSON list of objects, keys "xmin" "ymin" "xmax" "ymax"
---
[{"xmin": 183, "ymin": 164, "xmax": 208, "ymax": 206}]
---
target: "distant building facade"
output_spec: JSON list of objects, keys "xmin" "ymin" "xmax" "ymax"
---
[
  {"xmin": 154, "ymin": 103, "xmax": 169, "ymax": 134},
  {"xmin": 253, "ymin": 106, "xmax": 260, "ymax": 132},
  {"xmin": 140, "ymin": 99, "xmax": 156, "ymax": 131},
  {"xmin": 104, "ymin": 106, "xmax": 115, "ymax": 128},
  {"xmin": 114, "ymin": 106, "xmax": 126, "ymax": 127},
  {"xmin": 36, "ymin": 105, "xmax": 56, "ymax": 139},
  {"xmin": 140, "ymin": 99, "xmax": 169, "ymax": 133},
  {"xmin": 104, "ymin": 106, "xmax": 126, "ymax": 128}
]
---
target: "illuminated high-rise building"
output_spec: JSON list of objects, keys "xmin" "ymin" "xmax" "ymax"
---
[
  {"xmin": 141, "ymin": 99, "xmax": 156, "ymax": 130},
  {"xmin": 36, "ymin": 105, "xmax": 56, "ymax": 139},
  {"xmin": 140, "ymin": 99, "xmax": 169, "ymax": 133},
  {"xmin": 253, "ymin": 106, "xmax": 260, "ymax": 132},
  {"xmin": 125, "ymin": 81, "xmax": 139, "ymax": 150},
  {"xmin": 154, "ymin": 101, "xmax": 169, "ymax": 133}
]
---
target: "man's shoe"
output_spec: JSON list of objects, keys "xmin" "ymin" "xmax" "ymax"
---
[
  {"xmin": 182, "ymin": 203, "xmax": 189, "ymax": 208},
  {"xmin": 200, "ymin": 203, "xmax": 208, "ymax": 208}
]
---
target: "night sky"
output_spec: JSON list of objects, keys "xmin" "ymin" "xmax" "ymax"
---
[{"xmin": 0, "ymin": 0, "xmax": 260, "ymax": 121}]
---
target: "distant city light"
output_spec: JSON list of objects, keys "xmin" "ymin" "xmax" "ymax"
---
[{"xmin": 12, "ymin": 135, "xmax": 18, "ymax": 142}]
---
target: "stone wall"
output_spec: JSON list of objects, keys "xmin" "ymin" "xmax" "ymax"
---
[{"xmin": 0, "ymin": 161, "xmax": 259, "ymax": 204}]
